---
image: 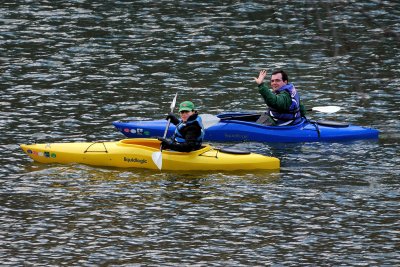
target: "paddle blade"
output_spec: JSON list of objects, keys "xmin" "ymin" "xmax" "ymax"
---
[
  {"xmin": 200, "ymin": 114, "xmax": 221, "ymax": 129},
  {"xmin": 311, "ymin": 106, "xmax": 341, "ymax": 113},
  {"xmin": 152, "ymin": 151, "xmax": 162, "ymax": 170},
  {"xmin": 170, "ymin": 93, "xmax": 178, "ymax": 111}
]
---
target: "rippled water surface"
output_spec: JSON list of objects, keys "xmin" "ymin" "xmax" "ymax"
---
[{"xmin": 1, "ymin": 1, "xmax": 399, "ymax": 266}]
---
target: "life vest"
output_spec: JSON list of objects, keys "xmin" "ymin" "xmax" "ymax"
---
[
  {"xmin": 173, "ymin": 114, "xmax": 205, "ymax": 145},
  {"xmin": 268, "ymin": 83, "xmax": 302, "ymax": 125}
]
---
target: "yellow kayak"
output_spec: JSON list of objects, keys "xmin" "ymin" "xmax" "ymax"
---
[{"xmin": 20, "ymin": 138, "xmax": 279, "ymax": 171}]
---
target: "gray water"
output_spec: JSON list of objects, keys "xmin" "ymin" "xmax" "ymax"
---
[{"xmin": 1, "ymin": 1, "xmax": 399, "ymax": 266}]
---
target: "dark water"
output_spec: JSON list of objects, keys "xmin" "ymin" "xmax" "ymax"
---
[{"xmin": 1, "ymin": 1, "xmax": 399, "ymax": 266}]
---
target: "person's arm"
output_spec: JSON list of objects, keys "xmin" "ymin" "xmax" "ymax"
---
[
  {"xmin": 258, "ymin": 84, "xmax": 292, "ymax": 111},
  {"xmin": 254, "ymin": 69, "xmax": 291, "ymax": 111},
  {"xmin": 168, "ymin": 124, "xmax": 201, "ymax": 152},
  {"xmin": 300, "ymin": 103, "xmax": 307, "ymax": 117}
]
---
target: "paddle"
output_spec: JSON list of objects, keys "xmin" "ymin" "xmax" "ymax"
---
[
  {"xmin": 307, "ymin": 106, "xmax": 341, "ymax": 113},
  {"xmin": 200, "ymin": 105, "xmax": 341, "ymax": 129},
  {"xmin": 151, "ymin": 93, "xmax": 178, "ymax": 170}
]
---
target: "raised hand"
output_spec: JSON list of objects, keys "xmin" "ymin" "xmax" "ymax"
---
[{"xmin": 254, "ymin": 69, "xmax": 267, "ymax": 85}]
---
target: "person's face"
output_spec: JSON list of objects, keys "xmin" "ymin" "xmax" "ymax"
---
[
  {"xmin": 179, "ymin": 110, "xmax": 194, "ymax": 122},
  {"xmin": 270, "ymin": 73, "xmax": 287, "ymax": 91}
]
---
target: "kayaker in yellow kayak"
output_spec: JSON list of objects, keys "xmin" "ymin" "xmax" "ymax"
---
[
  {"xmin": 254, "ymin": 69, "xmax": 307, "ymax": 126},
  {"xmin": 158, "ymin": 101, "xmax": 205, "ymax": 152}
]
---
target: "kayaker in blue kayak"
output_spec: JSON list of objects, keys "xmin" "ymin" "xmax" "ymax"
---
[
  {"xmin": 254, "ymin": 69, "xmax": 306, "ymax": 126},
  {"xmin": 158, "ymin": 101, "xmax": 205, "ymax": 152}
]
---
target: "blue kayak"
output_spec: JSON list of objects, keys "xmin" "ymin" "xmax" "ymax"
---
[{"xmin": 112, "ymin": 112, "xmax": 379, "ymax": 143}]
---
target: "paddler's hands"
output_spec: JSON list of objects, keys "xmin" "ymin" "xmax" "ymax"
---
[
  {"xmin": 157, "ymin": 137, "xmax": 170, "ymax": 150},
  {"xmin": 255, "ymin": 69, "xmax": 267, "ymax": 85},
  {"xmin": 166, "ymin": 113, "xmax": 176, "ymax": 121},
  {"xmin": 165, "ymin": 112, "xmax": 179, "ymax": 125}
]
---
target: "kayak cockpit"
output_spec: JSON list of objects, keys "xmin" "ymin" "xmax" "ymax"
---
[
  {"xmin": 117, "ymin": 138, "xmax": 214, "ymax": 155},
  {"xmin": 118, "ymin": 138, "xmax": 161, "ymax": 149}
]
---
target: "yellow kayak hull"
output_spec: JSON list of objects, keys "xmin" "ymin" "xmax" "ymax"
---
[{"xmin": 20, "ymin": 138, "xmax": 280, "ymax": 171}]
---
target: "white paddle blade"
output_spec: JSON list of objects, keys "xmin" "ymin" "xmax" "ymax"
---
[
  {"xmin": 312, "ymin": 106, "xmax": 341, "ymax": 113},
  {"xmin": 152, "ymin": 151, "xmax": 162, "ymax": 170},
  {"xmin": 170, "ymin": 93, "xmax": 178, "ymax": 111},
  {"xmin": 200, "ymin": 114, "xmax": 221, "ymax": 129}
]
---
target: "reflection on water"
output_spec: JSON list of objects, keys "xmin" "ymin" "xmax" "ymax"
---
[{"xmin": 1, "ymin": 1, "xmax": 399, "ymax": 266}]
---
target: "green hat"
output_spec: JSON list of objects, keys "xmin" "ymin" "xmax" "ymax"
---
[{"xmin": 178, "ymin": 101, "xmax": 195, "ymax": 112}]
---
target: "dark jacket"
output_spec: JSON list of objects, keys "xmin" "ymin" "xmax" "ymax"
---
[{"xmin": 164, "ymin": 113, "xmax": 204, "ymax": 152}]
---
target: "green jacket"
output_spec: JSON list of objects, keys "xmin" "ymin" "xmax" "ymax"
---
[{"xmin": 258, "ymin": 83, "xmax": 306, "ymax": 124}]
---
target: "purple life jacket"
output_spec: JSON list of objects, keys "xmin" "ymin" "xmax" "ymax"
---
[{"xmin": 268, "ymin": 83, "xmax": 301, "ymax": 125}]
